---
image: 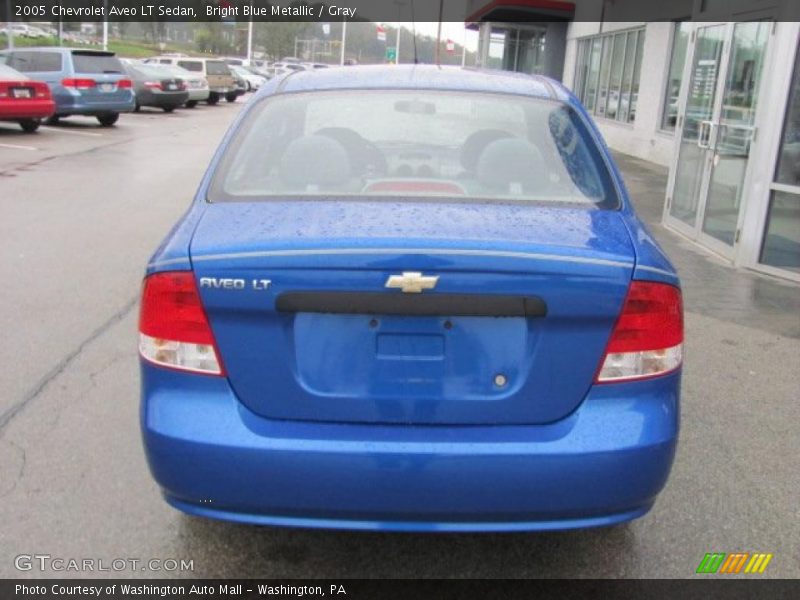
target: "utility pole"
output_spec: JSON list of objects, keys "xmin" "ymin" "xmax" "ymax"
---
[
  {"xmin": 393, "ymin": 0, "xmax": 404, "ymax": 65},
  {"xmin": 5, "ymin": 0, "xmax": 14, "ymax": 50},
  {"xmin": 102, "ymin": 0, "xmax": 108, "ymax": 51},
  {"xmin": 340, "ymin": 19, "xmax": 347, "ymax": 65},
  {"xmin": 246, "ymin": 14, "xmax": 253, "ymax": 63},
  {"xmin": 461, "ymin": 26, "xmax": 467, "ymax": 67},
  {"xmin": 435, "ymin": 0, "xmax": 444, "ymax": 65}
]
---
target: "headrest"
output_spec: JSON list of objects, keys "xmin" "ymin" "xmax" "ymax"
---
[
  {"xmin": 476, "ymin": 138, "xmax": 544, "ymax": 194},
  {"xmin": 460, "ymin": 129, "xmax": 513, "ymax": 172},
  {"xmin": 279, "ymin": 135, "xmax": 351, "ymax": 189}
]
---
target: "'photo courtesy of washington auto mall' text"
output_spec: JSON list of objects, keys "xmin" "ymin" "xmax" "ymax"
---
[{"xmin": 0, "ymin": 0, "xmax": 799, "ymax": 597}]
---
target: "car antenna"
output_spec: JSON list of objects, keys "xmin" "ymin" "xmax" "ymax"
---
[{"xmin": 411, "ymin": 0, "xmax": 419, "ymax": 64}]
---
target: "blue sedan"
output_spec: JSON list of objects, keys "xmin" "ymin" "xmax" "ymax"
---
[{"xmin": 139, "ymin": 66, "xmax": 683, "ymax": 532}]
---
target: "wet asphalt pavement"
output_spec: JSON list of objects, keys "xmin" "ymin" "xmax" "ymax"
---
[{"xmin": 0, "ymin": 102, "xmax": 798, "ymax": 579}]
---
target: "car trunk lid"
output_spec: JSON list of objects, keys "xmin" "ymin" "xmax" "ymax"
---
[{"xmin": 189, "ymin": 200, "xmax": 635, "ymax": 425}]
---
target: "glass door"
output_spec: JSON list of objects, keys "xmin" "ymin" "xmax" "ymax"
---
[
  {"xmin": 667, "ymin": 23, "xmax": 727, "ymax": 234},
  {"xmin": 699, "ymin": 21, "xmax": 771, "ymax": 254},
  {"xmin": 666, "ymin": 21, "xmax": 772, "ymax": 258}
]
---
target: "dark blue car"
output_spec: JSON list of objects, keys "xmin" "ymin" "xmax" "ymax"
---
[{"xmin": 139, "ymin": 66, "xmax": 683, "ymax": 532}]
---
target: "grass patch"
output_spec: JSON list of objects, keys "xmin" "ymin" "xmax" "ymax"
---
[{"xmin": 0, "ymin": 35, "xmax": 203, "ymax": 59}]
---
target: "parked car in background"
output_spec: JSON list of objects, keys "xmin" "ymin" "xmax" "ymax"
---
[
  {"xmin": 2, "ymin": 23, "xmax": 47, "ymax": 38},
  {"xmin": 139, "ymin": 66, "xmax": 683, "ymax": 532},
  {"xmin": 230, "ymin": 65, "xmax": 266, "ymax": 91},
  {"xmin": 230, "ymin": 71, "xmax": 247, "ymax": 101},
  {"xmin": 0, "ymin": 48, "xmax": 134, "ymax": 126},
  {"xmin": 144, "ymin": 56, "xmax": 234, "ymax": 105},
  {"xmin": 0, "ymin": 62, "xmax": 55, "ymax": 132},
  {"xmin": 122, "ymin": 62, "xmax": 189, "ymax": 113},
  {"xmin": 271, "ymin": 62, "xmax": 306, "ymax": 72},
  {"xmin": 146, "ymin": 63, "xmax": 209, "ymax": 108},
  {"xmin": 263, "ymin": 66, "xmax": 293, "ymax": 78},
  {"xmin": 222, "ymin": 57, "xmax": 257, "ymax": 68}
]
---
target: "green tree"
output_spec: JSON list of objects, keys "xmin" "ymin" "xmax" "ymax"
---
[{"xmin": 257, "ymin": 22, "xmax": 312, "ymax": 60}]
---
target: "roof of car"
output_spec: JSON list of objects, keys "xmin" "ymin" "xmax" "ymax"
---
[{"xmin": 266, "ymin": 65, "xmax": 568, "ymax": 102}]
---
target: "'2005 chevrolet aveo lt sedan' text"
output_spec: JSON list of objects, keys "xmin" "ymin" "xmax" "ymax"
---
[{"xmin": 140, "ymin": 66, "xmax": 683, "ymax": 532}]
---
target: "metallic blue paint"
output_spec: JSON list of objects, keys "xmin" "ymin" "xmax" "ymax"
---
[
  {"xmin": 141, "ymin": 363, "xmax": 678, "ymax": 531},
  {"xmin": 141, "ymin": 66, "xmax": 681, "ymax": 530}
]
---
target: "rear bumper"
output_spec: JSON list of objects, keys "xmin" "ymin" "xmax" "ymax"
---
[
  {"xmin": 0, "ymin": 99, "xmax": 56, "ymax": 120},
  {"xmin": 137, "ymin": 90, "xmax": 190, "ymax": 108},
  {"xmin": 141, "ymin": 366, "xmax": 679, "ymax": 532},
  {"xmin": 187, "ymin": 89, "xmax": 210, "ymax": 101},
  {"xmin": 53, "ymin": 90, "xmax": 136, "ymax": 115}
]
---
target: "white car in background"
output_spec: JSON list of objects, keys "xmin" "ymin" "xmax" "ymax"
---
[{"xmin": 230, "ymin": 65, "xmax": 266, "ymax": 91}]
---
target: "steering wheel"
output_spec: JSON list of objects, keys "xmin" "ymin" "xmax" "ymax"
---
[{"xmin": 315, "ymin": 127, "xmax": 388, "ymax": 177}]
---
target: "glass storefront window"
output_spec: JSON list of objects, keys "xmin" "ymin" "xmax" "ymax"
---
[
  {"xmin": 618, "ymin": 31, "xmax": 638, "ymax": 122},
  {"xmin": 760, "ymin": 192, "xmax": 800, "ymax": 273},
  {"xmin": 774, "ymin": 47, "xmax": 800, "ymax": 187},
  {"xmin": 574, "ymin": 27, "xmax": 646, "ymax": 123},
  {"xmin": 761, "ymin": 46, "xmax": 800, "ymax": 273},
  {"xmin": 584, "ymin": 38, "xmax": 602, "ymax": 112},
  {"xmin": 628, "ymin": 31, "xmax": 645, "ymax": 123},
  {"xmin": 487, "ymin": 29, "xmax": 508, "ymax": 70},
  {"xmin": 595, "ymin": 36, "xmax": 614, "ymax": 117},
  {"xmin": 661, "ymin": 21, "xmax": 692, "ymax": 131},
  {"xmin": 486, "ymin": 25, "xmax": 548, "ymax": 75},
  {"xmin": 605, "ymin": 33, "xmax": 626, "ymax": 120}
]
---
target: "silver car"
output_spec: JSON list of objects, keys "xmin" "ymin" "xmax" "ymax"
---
[{"xmin": 145, "ymin": 63, "xmax": 210, "ymax": 108}]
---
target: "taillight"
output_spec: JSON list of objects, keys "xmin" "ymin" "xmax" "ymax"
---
[
  {"xmin": 62, "ymin": 78, "xmax": 96, "ymax": 90},
  {"xmin": 33, "ymin": 82, "xmax": 51, "ymax": 98},
  {"xmin": 139, "ymin": 272, "xmax": 224, "ymax": 376},
  {"xmin": 117, "ymin": 79, "xmax": 133, "ymax": 88},
  {"xmin": 143, "ymin": 81, "xmax": 162, "ymax": 90},
  {"xmin": 595, "ymin": 281, "xmax": 683, "ymax": 383}
]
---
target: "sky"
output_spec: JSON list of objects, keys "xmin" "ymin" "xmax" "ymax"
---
[{"xmin": 390, "ymin": 22, "xmax": 479, "ymax": 52}]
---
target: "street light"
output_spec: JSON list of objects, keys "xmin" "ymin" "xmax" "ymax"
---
[
  {"xmin": 247, "ymin": 1, "xmax": 253, "ymax": 63},
  {"xmin": 5, "ymin": 0, "xmax": 14, "ymax": 50},
  {"xmin": 340, "ymin": 19, "xmax": 347, "ymax": 65},
  {"xmin": 393, "ymin": 0, "xmax": 405, "ymax": 65}
]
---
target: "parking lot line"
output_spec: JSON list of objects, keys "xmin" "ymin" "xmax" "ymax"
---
[
  {"xmin": 0, "ymin": 142, "xmax": 38, "ymax": 151},
  {"xmin": 41, "ymin": 126, "xmax": 103, "ymax": 138}
]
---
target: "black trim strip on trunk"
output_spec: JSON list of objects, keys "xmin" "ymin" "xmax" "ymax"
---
[{"xmin": 276, "ymin": 292, "xmax": 547, "ymax": 317}]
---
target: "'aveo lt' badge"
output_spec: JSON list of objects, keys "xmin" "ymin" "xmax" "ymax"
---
[
  {"xmin": 199, "ymin": 277, "xmax": 272, "ymax": 291},
  {"xmin": 385, "ymin": 272, "xmax": 439, "ymax": 294}
]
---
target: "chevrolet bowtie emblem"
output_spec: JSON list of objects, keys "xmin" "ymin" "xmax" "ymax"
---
[{"xmin": 385, "ymin": 272, "xmax": 439, "ymax": 294}]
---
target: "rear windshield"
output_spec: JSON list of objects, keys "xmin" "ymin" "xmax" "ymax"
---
[
  {"xmin": 72, "ymin": 52, "xmax": 123, "ymax": 74},
  {"xmin": 0, "ymin": 63, "xmax": 26, "ymax": 79},
  {"xmin": 6, "ymin": 51, "xmax": 62, "ymax": 73},
  {"xmin": 177, "ymin": 60, "xmax": 203, "ymax": 72},
  {"xmin": 206, "ymin": 61, "xmax": 230, "ymax": 75},
  {"xmin": 209, "ymin": 90, "xmax": 618, "ymax": 208},
  {"xmin": 130, "ymin": 65, "xmax": 172, "ymax": 79},
  {"xmin": 161, "ymin": 65, "xmax": 192, "ymax": 78}
]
